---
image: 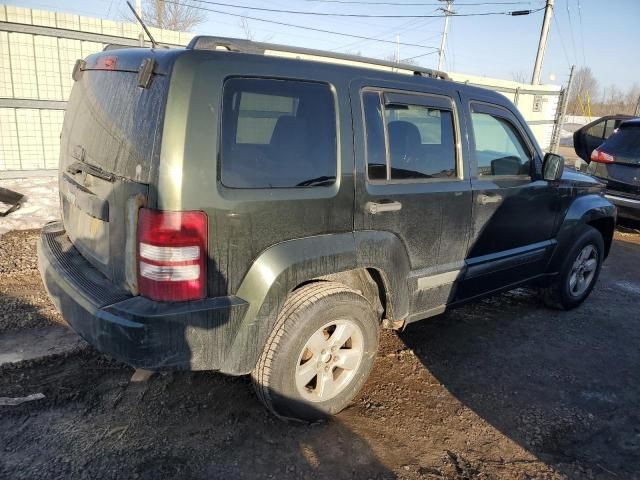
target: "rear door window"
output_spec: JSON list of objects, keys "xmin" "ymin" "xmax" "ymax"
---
[
  {"xmin": 221, "ymin": 78, "xmax": 337, "ymax": 188},
  {"xmin": 362, "ymin": 90, "xmax": 457, "ymax": 181}
]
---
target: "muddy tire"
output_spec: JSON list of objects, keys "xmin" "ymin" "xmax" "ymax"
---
[
  {"xmin": 252, "ymin": 281, "xmax": 380, "ymax": 421},
  {"xmin": 541, "ymin": 226, "xmax": 604, "ymax": 310}
]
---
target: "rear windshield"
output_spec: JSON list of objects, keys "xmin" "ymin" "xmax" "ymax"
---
[
  {"xmin": 601, "ymin": 124, "xmax": 640, "ymax": 164},
  {"xmin": 63, "ymin": 70, "xmax": 166, "ymax": 182}
]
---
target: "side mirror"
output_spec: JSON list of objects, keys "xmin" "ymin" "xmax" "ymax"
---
[{"xmin": 542, "ymin": 152, "xmax": 565, "ymax": 181}]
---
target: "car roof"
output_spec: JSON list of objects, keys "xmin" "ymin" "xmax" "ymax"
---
[{"xmin": 88, "ymin": 37, "xmax": 511, "ymax": 107}]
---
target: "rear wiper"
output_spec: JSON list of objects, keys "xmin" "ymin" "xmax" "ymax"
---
[
  {"xmin": 67, "ymin": 161, "xmax": 115, "ymax": 182},
  {"xmin": 296, "ymin": 176, "xmax": 336, "ymax": 187}
]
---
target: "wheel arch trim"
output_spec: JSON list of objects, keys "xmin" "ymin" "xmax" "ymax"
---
[
  {"xmin": 548, "ymin": 194, "xmax": 616, "ymax": 272},
  {"xmin": 220, "ymin": 231, "xmax": 411, "ymax": 374}
]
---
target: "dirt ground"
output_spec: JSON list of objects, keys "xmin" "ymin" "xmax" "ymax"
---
[{"xmin": 1, "ymin": 225, "xmax": 639, "ymax": 480}]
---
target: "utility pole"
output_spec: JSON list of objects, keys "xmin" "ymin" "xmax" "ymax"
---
[
  {"xmin": 396, "ymin": 35, "xmax": 400, "ymax": 63},
  {"xmin": 531, "ymin": 0, "xmax": 554, "ymax": 84},
  {"xmin": 550, "ymin": 64, "xmax": 575, "ymax": 153},
  {"xmin": 437, "ymin": 0, "xmax": 453, "ymax": 72},
  {"xmin": 634, "ymin": 95, "xmax": 640, "ymax": 116}
]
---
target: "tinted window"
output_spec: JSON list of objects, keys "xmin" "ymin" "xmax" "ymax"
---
[
  {"xmin": 587, "ymin": 121, "xmax": 605, "ymax": 140},
  {"xmin": 362, "ymin": 91, "xmax": 387, "ymax": 180},
  {"xmin": 604, "ymin": 119, "xmax": 617, "ymax": 139},
  {"xmin": 362, "ymin": 91, "xmax": 457, "ymax": 181},
  {"xmin": 385, "ymin": 103, "xmax": 456, "ymax": 179},
  {"xmin": 65, "ymin": 70, "xmax": 167, "ymax": 182},
  {"xmin": 471, "ymin": 112, "xmax": 531, "ymax": 176},
  {"xmin": 600, "ymin": 124, "xmax": 640, "ymax": 163},
  {"xmin": 221, "ymin": 78, "xmax": 336, "ymax": 188}
]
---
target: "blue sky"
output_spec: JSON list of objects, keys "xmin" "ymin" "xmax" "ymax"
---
[{"xmin": 11, "ymin": 0, "xmax": 640, "ymax": 93}]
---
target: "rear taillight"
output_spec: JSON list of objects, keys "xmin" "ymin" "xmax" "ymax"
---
[
  {"xmin": 137, "ymin": 208, "xmax": 208, "ymax": 302},
  {"xmin": 590, "ymin": 148, "xmax": 615, "ymax": 163}
]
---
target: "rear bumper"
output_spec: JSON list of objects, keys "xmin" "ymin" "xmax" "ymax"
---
[
  {"xmin": 605, "ymin": 194, "xmax": 640, "ymax": 221},
  {"xmin": 38, "ymin": 223, "xmax": 248, "ymax": 372}
]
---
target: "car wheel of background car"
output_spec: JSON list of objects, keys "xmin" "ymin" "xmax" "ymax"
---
[
  {"xmin": 252, "ymin": 281, "xmax": 380, "ymax": 421},
  {"xmin": 541, "ymin": 226, "xmax": 604, "ymax": 310}
]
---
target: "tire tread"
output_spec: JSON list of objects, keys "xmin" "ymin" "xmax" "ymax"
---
[{"xmin": 251, "ymin": 281, "xmax": 363, "ymax": 416}]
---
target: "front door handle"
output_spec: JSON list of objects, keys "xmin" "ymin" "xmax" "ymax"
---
[
  {"xmin": 477, "ymin": 194, "xmax": 503, "ymax": 205},
  {"xmin": 366, "ymin": 201, "xmax": 402, "ymax": 214}
]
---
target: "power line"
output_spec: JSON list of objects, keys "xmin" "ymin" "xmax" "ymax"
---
[
  {"xmin": 188, "ymin": 0, "xmax": 545, "ymax": 18},
  {"xmin": 576, "ymin": 0, "xmax": 587, "ymax": 67},
  {"xmin": 564, "ymin": 0, "xmax": 579, "ymax": 66},
  {"xmin": 551, "ymin": 5, "xmax": 572, "ymax": 68},
  {"xmin": 162, "ymin": 0, "xmax": 439, "ymax": 49},
  {"xmin": 300, "ymin": 0, "xmax": 539, "ymax": 5},
  {"xmin": 330, "ymin": 16, "xmax": 425, "ymax": 51},
  {"xmin": 401, "ymin": 50, "xmax": 438, "ymax": 62}
]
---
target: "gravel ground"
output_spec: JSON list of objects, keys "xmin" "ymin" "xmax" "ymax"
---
[
  {"xmin": 0, "ymin": 230, "xmax": 62, "ymax": 333},
  {"xmin": 0, "ymin": 226, "xmax": 639, "ymax": 479}
]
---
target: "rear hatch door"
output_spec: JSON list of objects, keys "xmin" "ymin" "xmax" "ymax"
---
[
  {"xmin": 59, "ymin": 50, "xmax": 170, "ymax": 292},
  {"xmin": 590, "ymin": 122, "xmax": 640, "ymax": 198}
]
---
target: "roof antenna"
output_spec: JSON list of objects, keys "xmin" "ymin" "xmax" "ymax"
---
[{"xmin": 126, "ymin": 1, "xmax": 158, "ymax": 48}]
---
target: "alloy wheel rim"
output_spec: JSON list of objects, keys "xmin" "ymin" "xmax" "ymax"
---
[
  {"xmin": 568, "ymin": 244, "xmax": 598, "ymax": 297},
  {"xmin": 295, "ymin": 319, "xmax": 365, "ymax": 402}
]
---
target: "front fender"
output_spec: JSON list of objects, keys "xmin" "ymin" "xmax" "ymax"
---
[
  {"xmin": 548, "ymin": 194, "xmax": 616, "ymax": 272},
  {"xmin": 220, "ymin": 231, "xmax": 411, "ymax": 374}
]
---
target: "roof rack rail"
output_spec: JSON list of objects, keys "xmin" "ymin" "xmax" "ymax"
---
[
  {"xmin": 102, "ymin": 43, "xmax": 171, "ymax": 51},
  {"xmin": 103, "ymin": 44, "xmax": 141, "ymax": 51},
  {"xmin": 187, "ymin": 36, "xmax": 449, "ymax": 80}
]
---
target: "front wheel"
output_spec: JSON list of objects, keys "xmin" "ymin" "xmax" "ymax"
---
[
  {"xmin": 541, "ymin": 226, "xmax": 605, "ymax": 310},
  {"xmin": 252, "ymin": 282, "xmax": 380, "ymax": 421}
]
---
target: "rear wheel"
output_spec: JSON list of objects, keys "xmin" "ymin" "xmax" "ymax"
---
[
  {"xmin": 541, "ymin": 226, "xmax": 604, "ymax": 310},
  {"xmin": 252, "ymin": 282, "xmax": 379, "ymax": 421}
]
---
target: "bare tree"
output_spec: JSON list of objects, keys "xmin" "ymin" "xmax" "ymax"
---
[
  {"xmin": 510, "ymin": 70, "xmax": 528, "ymax": 84},
  {"xmin": 383, "ymin": 53, "xmax": 417, "ymax": 65},
  {"xmin": 569, "ymin": 67, "xmax": 599, "ymax": 115},
  {"xmin": 240, "ymin": 17, "xmax": 255, "ymax": 41},
  {"xmin": 140, "ymin": 0, "xmax": 206, "ymax": 31},
  {"xmin": 238, "ymin": 17, "xmax": 273, "ymax": 42}
]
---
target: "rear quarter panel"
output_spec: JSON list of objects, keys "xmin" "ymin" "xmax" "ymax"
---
[{"xmin": 156, "ymin": 51, "xmax": 356, "ymax": 297}]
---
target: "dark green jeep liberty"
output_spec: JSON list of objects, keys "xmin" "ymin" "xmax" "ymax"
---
[{"xmin": 38, "ymin": 37, "xmax": 616, "ymax": 420}]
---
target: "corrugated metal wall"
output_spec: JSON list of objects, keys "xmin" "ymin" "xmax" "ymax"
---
[{"xmin": 0, "ymin": 4, "xmax": 192, "ymax": 173}]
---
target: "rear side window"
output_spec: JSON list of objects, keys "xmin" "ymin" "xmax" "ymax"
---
[
  {"xmin": 221, "ymin": 78, "xmax": 337, "ymax": 188},
  {"xmin": 362, "ymin": 90, "xmax": 457, "ymax": 181},
  {"xmin": 471, "ymin": 112, "xmax": 531, "ymax": 176}
]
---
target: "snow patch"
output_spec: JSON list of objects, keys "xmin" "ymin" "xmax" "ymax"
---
[{"xmin": 0, "ymin": 176, "xmax": 59, "ymax": 236}]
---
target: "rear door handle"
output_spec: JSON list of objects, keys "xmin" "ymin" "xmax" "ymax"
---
[{"xmin": 366, "ymin": 201, "xmax": 402, "ymax": 214}]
